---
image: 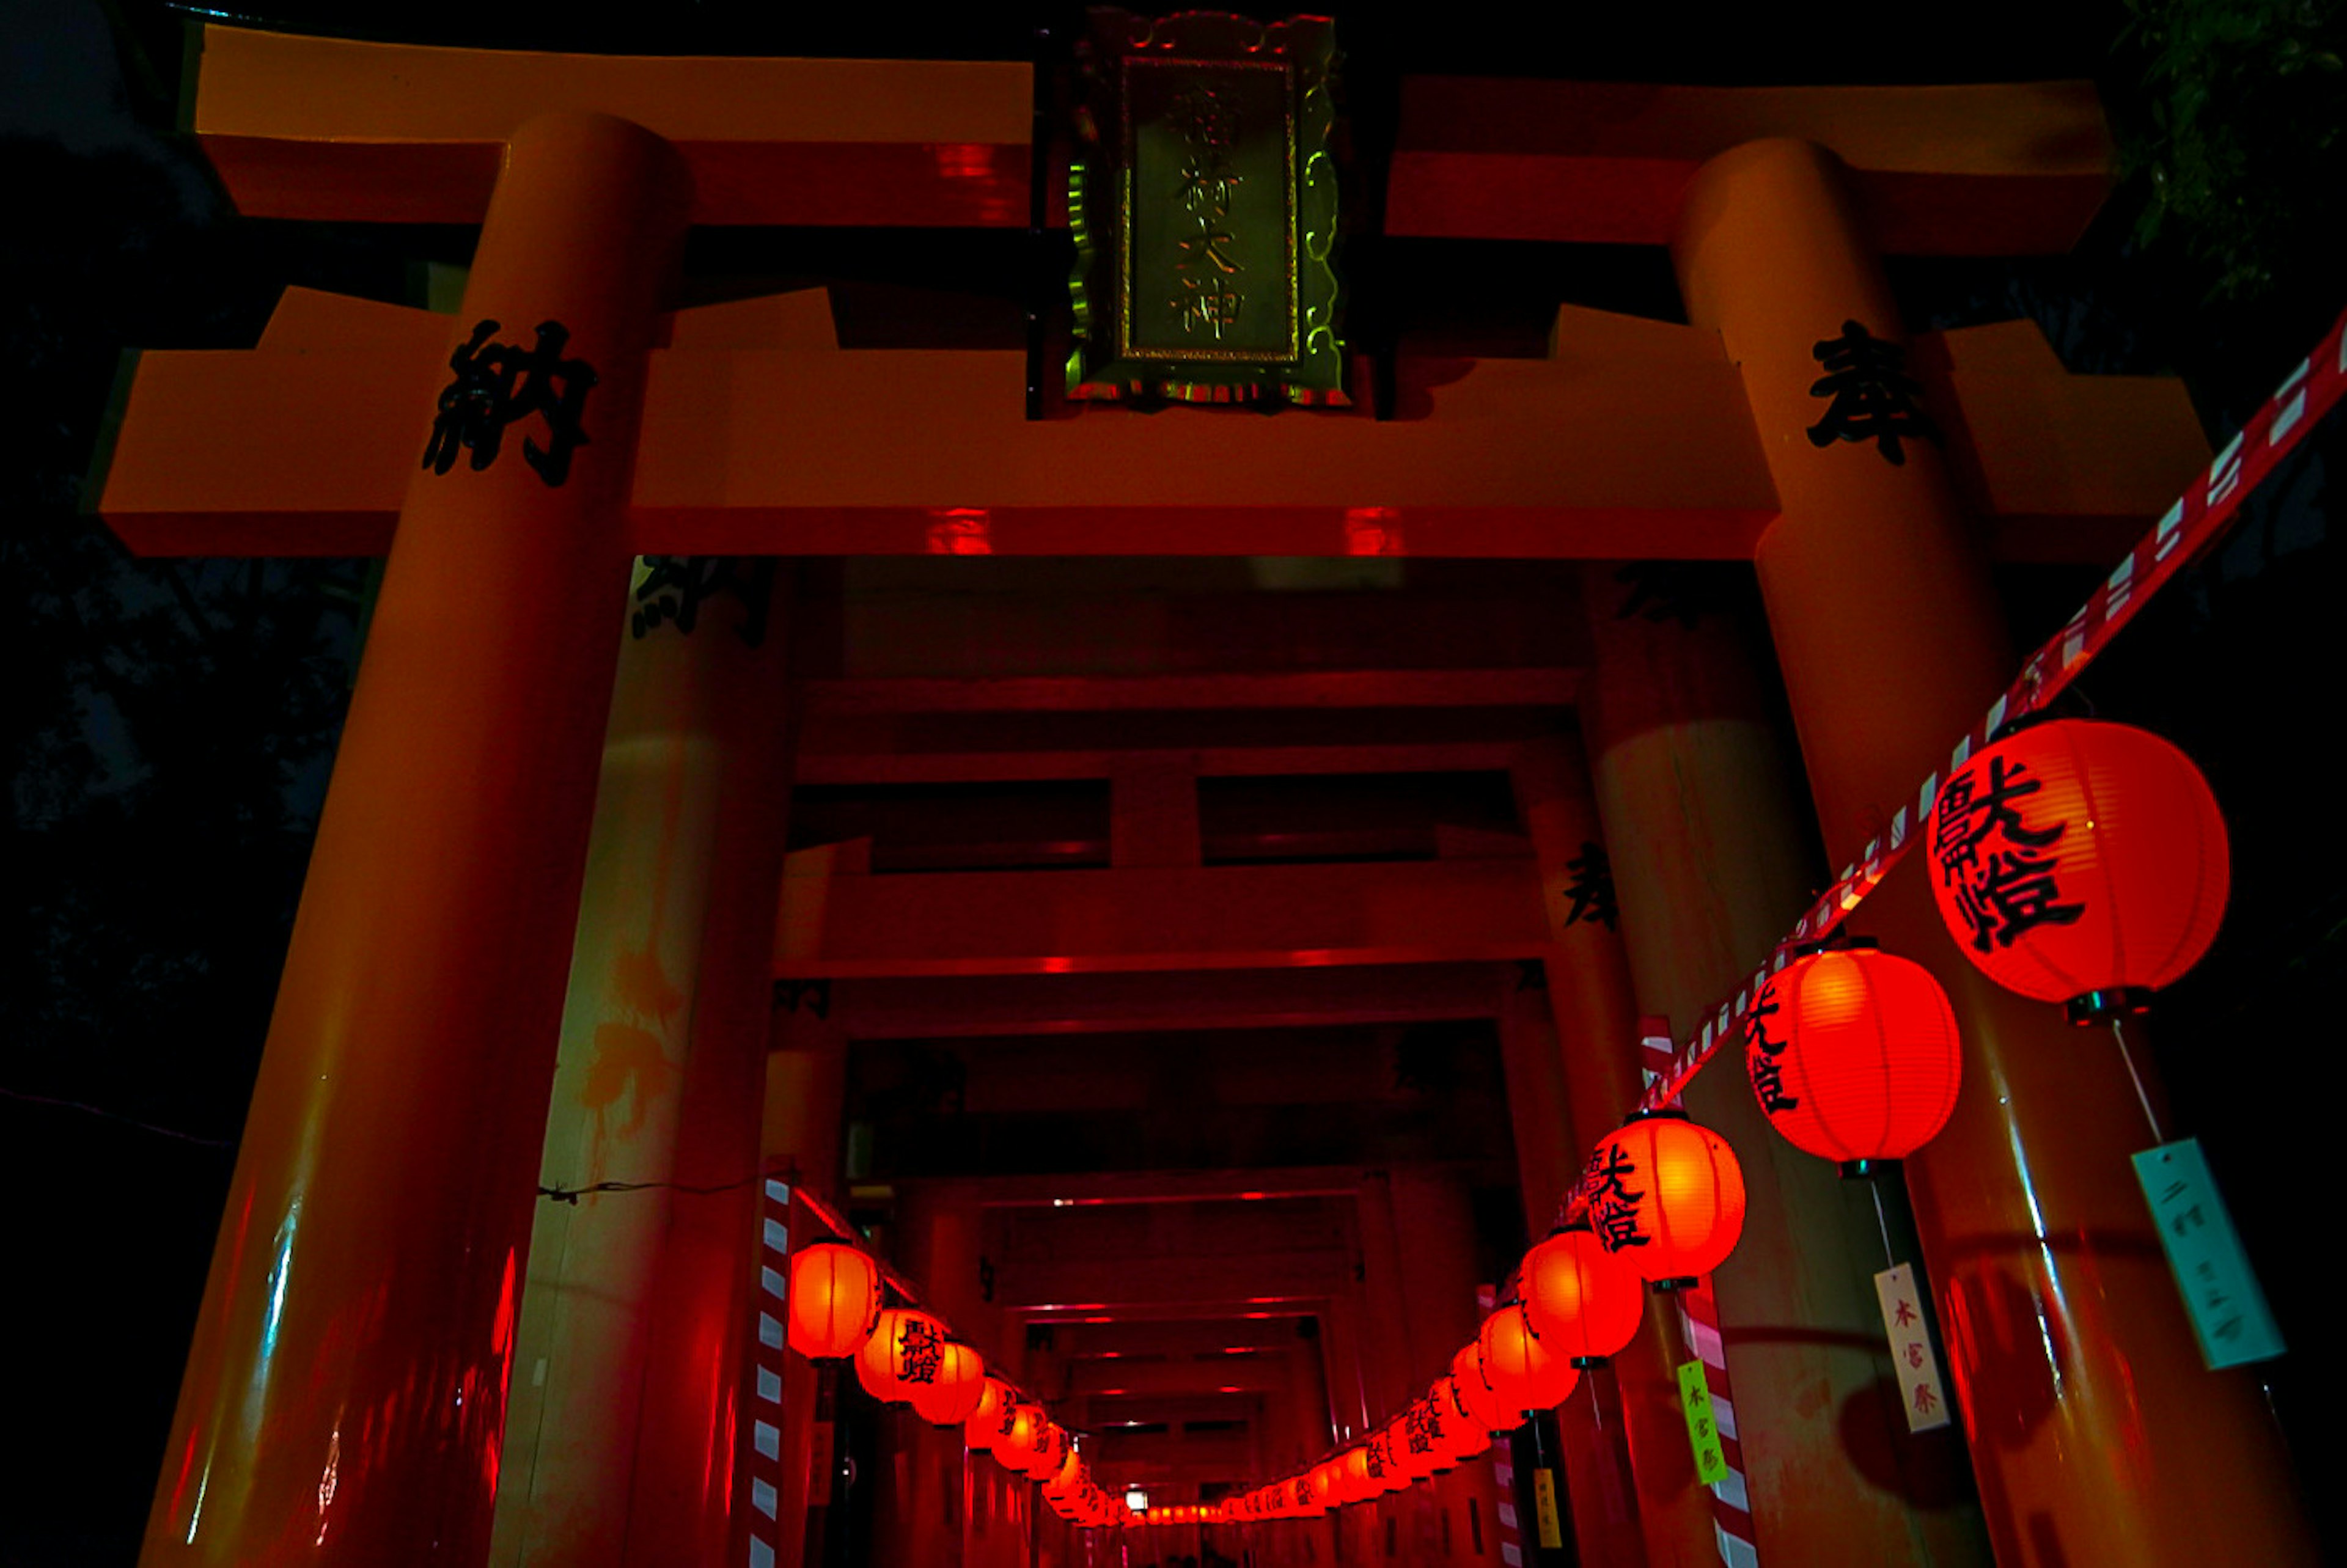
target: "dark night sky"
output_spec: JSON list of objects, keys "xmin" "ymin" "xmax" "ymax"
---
[{"xmin": 6, "ymin": 2, "xmax": 2345, "ymax": 1564}]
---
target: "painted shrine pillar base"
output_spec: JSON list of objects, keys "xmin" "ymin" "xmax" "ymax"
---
[
  {"xmin": 1580, "ymin": 566, "xmax": 1991, "ymax": 1567},
  {"xmin": 1673, "ymin": 136, "xmax": 2317, "ymax": 1566},
  {"xmin": 141, "ymin": 114, "xmax": 687, "ymax": 1568},
  {"xmin": 1505, "ymin": 739, "xmax": 1675, "ymax": 1568},
  {"xmin": 490, "ymin": 562, "xmax": 792, "ymax": 1568}
]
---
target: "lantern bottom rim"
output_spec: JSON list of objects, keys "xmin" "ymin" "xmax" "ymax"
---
[
  {"xmin": 2066, "ymin": 986, "xmax": 2154, "ymax": 1025},
  {"xmin": 1568, "ymin": 1355, "xmax": 1609, "ymax": 1369},
  {"xmin": 1839, "ymin": 1157, "xmax": 1902, "ymax": 1181},
  {"xmin": 1650, "ymin": 1276, "xmax": 1701, "ymax": 1293}
]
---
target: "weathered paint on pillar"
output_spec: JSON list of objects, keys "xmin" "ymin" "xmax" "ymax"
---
[
  {"xmin": 1509, "ymin": 737, "xmax": 1678, "ymax": 1568},
  {"xmin": 141, "ymin": 113, "xmax": 688, "ymax": 1568},
  {"xmin": 490, "ymin": 560, "xmax": 792, "ymax": 1567},
  {"xmin": 1674, "ymin": 135, "xmax": 2317, "ymax": 1567},
  {"xmin": 1581, "ymin": 563, "xmax": 1991, "ymax": 1566}
]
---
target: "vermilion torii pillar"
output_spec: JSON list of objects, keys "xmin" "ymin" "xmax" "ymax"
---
[
  {"xmin": 142, "ymin": 111, "xmax": 690, "ymax": 1567},
  {"xmin": 1672, "ymin": 137, "xmax": 2319, "ymax": 1566}
]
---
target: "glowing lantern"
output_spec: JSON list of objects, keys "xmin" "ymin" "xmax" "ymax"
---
[
  {"xmin": 1522, "ymin": 1222, "xmax": 1645, "ymax": 1365},
  {"xmin": 1311, "ymin": 1457, "xmax": 1346, "ymax": 1511},
  {"xmin": 1450, "ymin": 1341, "xmax": 1517, "ymax": 1432},
  {"xmin": 1398, "ymin": 1397, "xmax": 1449, "ymax": 1479},
  {"xmin": 1435, "ymin": 1376, "xmax": 1491, "ymax": 1462},
  {"xmin": 854, "ymin": 1307, "xmax": 950, "ymax": 1403},
  {"xmin": 1365, "ymin": 1427, "xmax": 1404, "ymax": 1493},
  {"xmin": 1746, "ymin": 943, "xmax": 1963, "ymax": 1173},
  {"xmin": 994, "ymin": 1401, "xmax": 1043, "ymax": 1468},
  {"xmin": 962, "ymin": 1376, "xmax": 1013, "ymax": 1450},
  {"xmin": 1477, "ymin": 1303, "xmax": 1580, "ymax": 1416},
  {"xmin": 908, "ymin": 1338, "xmax": 988, "ymax": 1426},
  {"xmin": 1925, "ymin": 717, "xmax": 2230, "ymax": 1022},
  {"xmin": 784, "ymin": 1240, "xmax": 880, "ymax": 1361},
  {"xmin": 1341, "ymin": 1445, "xmax": 1375, "ymax": 1504},
  {"xmin": 1024, "ymin": 1419, "xmax": 1068, "ymax": 1479},
  {"xmin": 1585, "ymin": 1111, "xmax": 1746, "ymax": 1286}
]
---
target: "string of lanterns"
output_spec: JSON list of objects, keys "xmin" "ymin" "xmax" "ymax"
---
[
  {"xmin": 783, "ymin": 711, "xmax": 2234, "ymax": 1531},
  {"xmin": 784, "ymin": 1240, "xmax": 1136, "ymax": 1528},
  {"xmin": 1147, "ymin": 717, "xmax": 2241, "ymax": 1525}
]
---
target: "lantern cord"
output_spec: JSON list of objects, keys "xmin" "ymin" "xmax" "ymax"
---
[
  {"xmin": 2109, "ymin": 1020, "xmax": 2166, "ymax": 1145},
  {"xmin": 538, "ymin": 1175, "xmax": 760, "ymax": 1204},
  {"xmin": 1870, "ymin": 1178, "xmax": 1898, "ymax": 1271}
]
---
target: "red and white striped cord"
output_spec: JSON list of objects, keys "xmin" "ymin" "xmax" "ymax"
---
[
  {"xmin": 1643, "ymin": 1022, "xmax": 1761, "ymax": 1568},
  {"xmin": 741, "ymin": 1175, "xmax": 794, "ymax": 1568}
]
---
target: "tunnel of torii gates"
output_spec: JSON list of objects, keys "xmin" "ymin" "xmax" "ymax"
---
[{"xmin": 90, "ymin": 17, "xmax": 2327, "ymax": 1568}]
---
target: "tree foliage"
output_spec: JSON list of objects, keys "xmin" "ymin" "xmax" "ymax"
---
[{"xmin": 2118, "ymin": 0, "xmax": 2347, "ymax": 301}]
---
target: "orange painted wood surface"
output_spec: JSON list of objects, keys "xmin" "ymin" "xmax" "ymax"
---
[
  {"xmin": 1389, "ymin": 78, "xmax": 2111, "ymax": 254},
  {"xmin": 97, "ymin": 288, "xmax": 2200, "ymax": 565},
  {"xmin": 190, "ymin": 25, "xmax": 1032, "ymax": 225}
]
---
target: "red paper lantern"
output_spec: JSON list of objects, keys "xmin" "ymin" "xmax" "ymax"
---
[
  {"xmin": 1477, "ymin": 1303, "xmax": 1580, "ymax": 1416},
  {"xmin": 1925, "ymin": 717, "xmax": 2229, "ymax": 1022},
  {"xmin": 908, "ymin": 1338, "xmax": 988, "ymax": 1426},
  {"xmin": 994, "ymin": 1401, "xmax": 1043, "ymax": 1468},
  {"xmin": 1434, "ymin": 1375, "xmax": 1491, "ymax": 1462},
  {"xmin": 1450, "ymin": 1341, "xmax": 1518, "ymax": 1432},
  {"xmin": 784, "ymin": 1240, "xmax": 880, "ymax": 1361},
  {"xmin": 1522, "ymin": 1222, "xmax": 1645, "ymax": 1365},
  {"xmin": 962, "ymin": 1376, "xmax": 1014, "ymax": 1451},
  {"xmin": 1585, "ymin": 1112, "xmax": 1746, "ymax": 1285},
  {"xmin": 855, "ymin": 1307, "xmax": 947, "ymax": 1404},
  {"xmin": 1023, "ymin": 1418, "xmax": 1068, "ymax": 1479},
  {"xmin": 1746, "ymin": 943, "xmax": 1963, "ymax": 1173}
]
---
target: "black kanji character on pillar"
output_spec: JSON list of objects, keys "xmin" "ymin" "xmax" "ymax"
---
[
  {"xmin": 422, "ymin": 318, "xmax": 597, "ymax": 486},
  {"xmin": 631, "ymin": 555, "xmax": 777, "ymax": 647},
  {"xmin": 1806, "ymin": 320, "xmax": 1941, "ymax": 466},
  {"xmin": 1744, "ymin": 980, "xmax": 1800, "ymax": 1115},
  {"xmin": 1562, "ymin": 841, "xmax": 1620, "ymax": 931},
  {"xmin": 1934, "ymin": 757, "xmax": 2084, "ymax": 951}
]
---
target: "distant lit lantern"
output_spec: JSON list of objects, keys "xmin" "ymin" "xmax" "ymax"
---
[
  {"xmin": 963, "ymin": 1376, "xmax": 1013, "ymax": 1451},
  {"xmin": 1450, "ymin": 1341, "xmax": 1517, "ymax": 1432},
  {"xmin": 908, "ymin": 1338, "xmax": 988, "ymax": 1426},
  {"xmin": 1398, "ymin": 1398, "xmax": 1449, "ymax": 1479},
  {"xmin": 1477, "ymin": 1303, "xmax": 1580, "ymax": 1416},
  {"xmin": 1926, "ymin": 717, "xmax": 2230, "ymax": 1022},
  {"xmin": 1435, "ymin": 1376, "xmax": 1491, "ymax": 1462},
  {"xmin": 785, "ymin": 1240, "xmax": 881, "ymax": 1361},
  {"xmin": 1024, "ymin": 1418, "xmax": 1069, "ymax": 1479},
  {"xmin": 995, "ymin": 1401, "xmax": 1043, "ymax": 1468},
  {"xmin": 855, "ymin": 1307, "xmax": 949, "ymax": 1404},
  {"xmin": 1746, "ymin": 942, "xmax": 1963, "ymax": 1174},
  {"xmin": 1585, "ymin": 1111, "xmax": 1746, "ymax": 1286},
  {"xmin": 1365, "ymin": 1427, "xmax": 1405, "ymax": 1493},
  {"xmin": 1522, "ymin": 1222, "xmax": 1645, "ymax": 1366},
  {"xmin": 1341, "ymin": 1445, "xmax": 1375, "ymax": 1504},
  {"xmin": 1311, "ymin": 1457, "xmax": 1348, "ymax": 1510}
]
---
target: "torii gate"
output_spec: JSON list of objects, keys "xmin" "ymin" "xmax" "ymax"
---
[{"xmin": 97, "ymin": 23, "xmax": 2313, "ymax": 1568}]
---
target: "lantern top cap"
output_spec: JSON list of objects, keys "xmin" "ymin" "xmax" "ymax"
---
[
  {"xmin": 1986, "ymin": 706, "xmax": 2074, "ymax": 743},
  {"xmin": 1621, "ymin": 1106, "xmax": 1690, "ymax": 1124}
]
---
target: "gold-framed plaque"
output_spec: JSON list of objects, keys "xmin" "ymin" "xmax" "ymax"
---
[{"xmin": 1066, "ymin": 9, "xmax": 1346, "ymax": 406}]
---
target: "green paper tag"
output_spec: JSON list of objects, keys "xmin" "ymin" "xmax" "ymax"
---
[
  {"xmin": 2134, "ymin": 1138, "xmax": 2285, "ymax": 1369},
  {"xmin": 1675, "ymin": 1359, "xmax": 1730, "ymax": 1485}
]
